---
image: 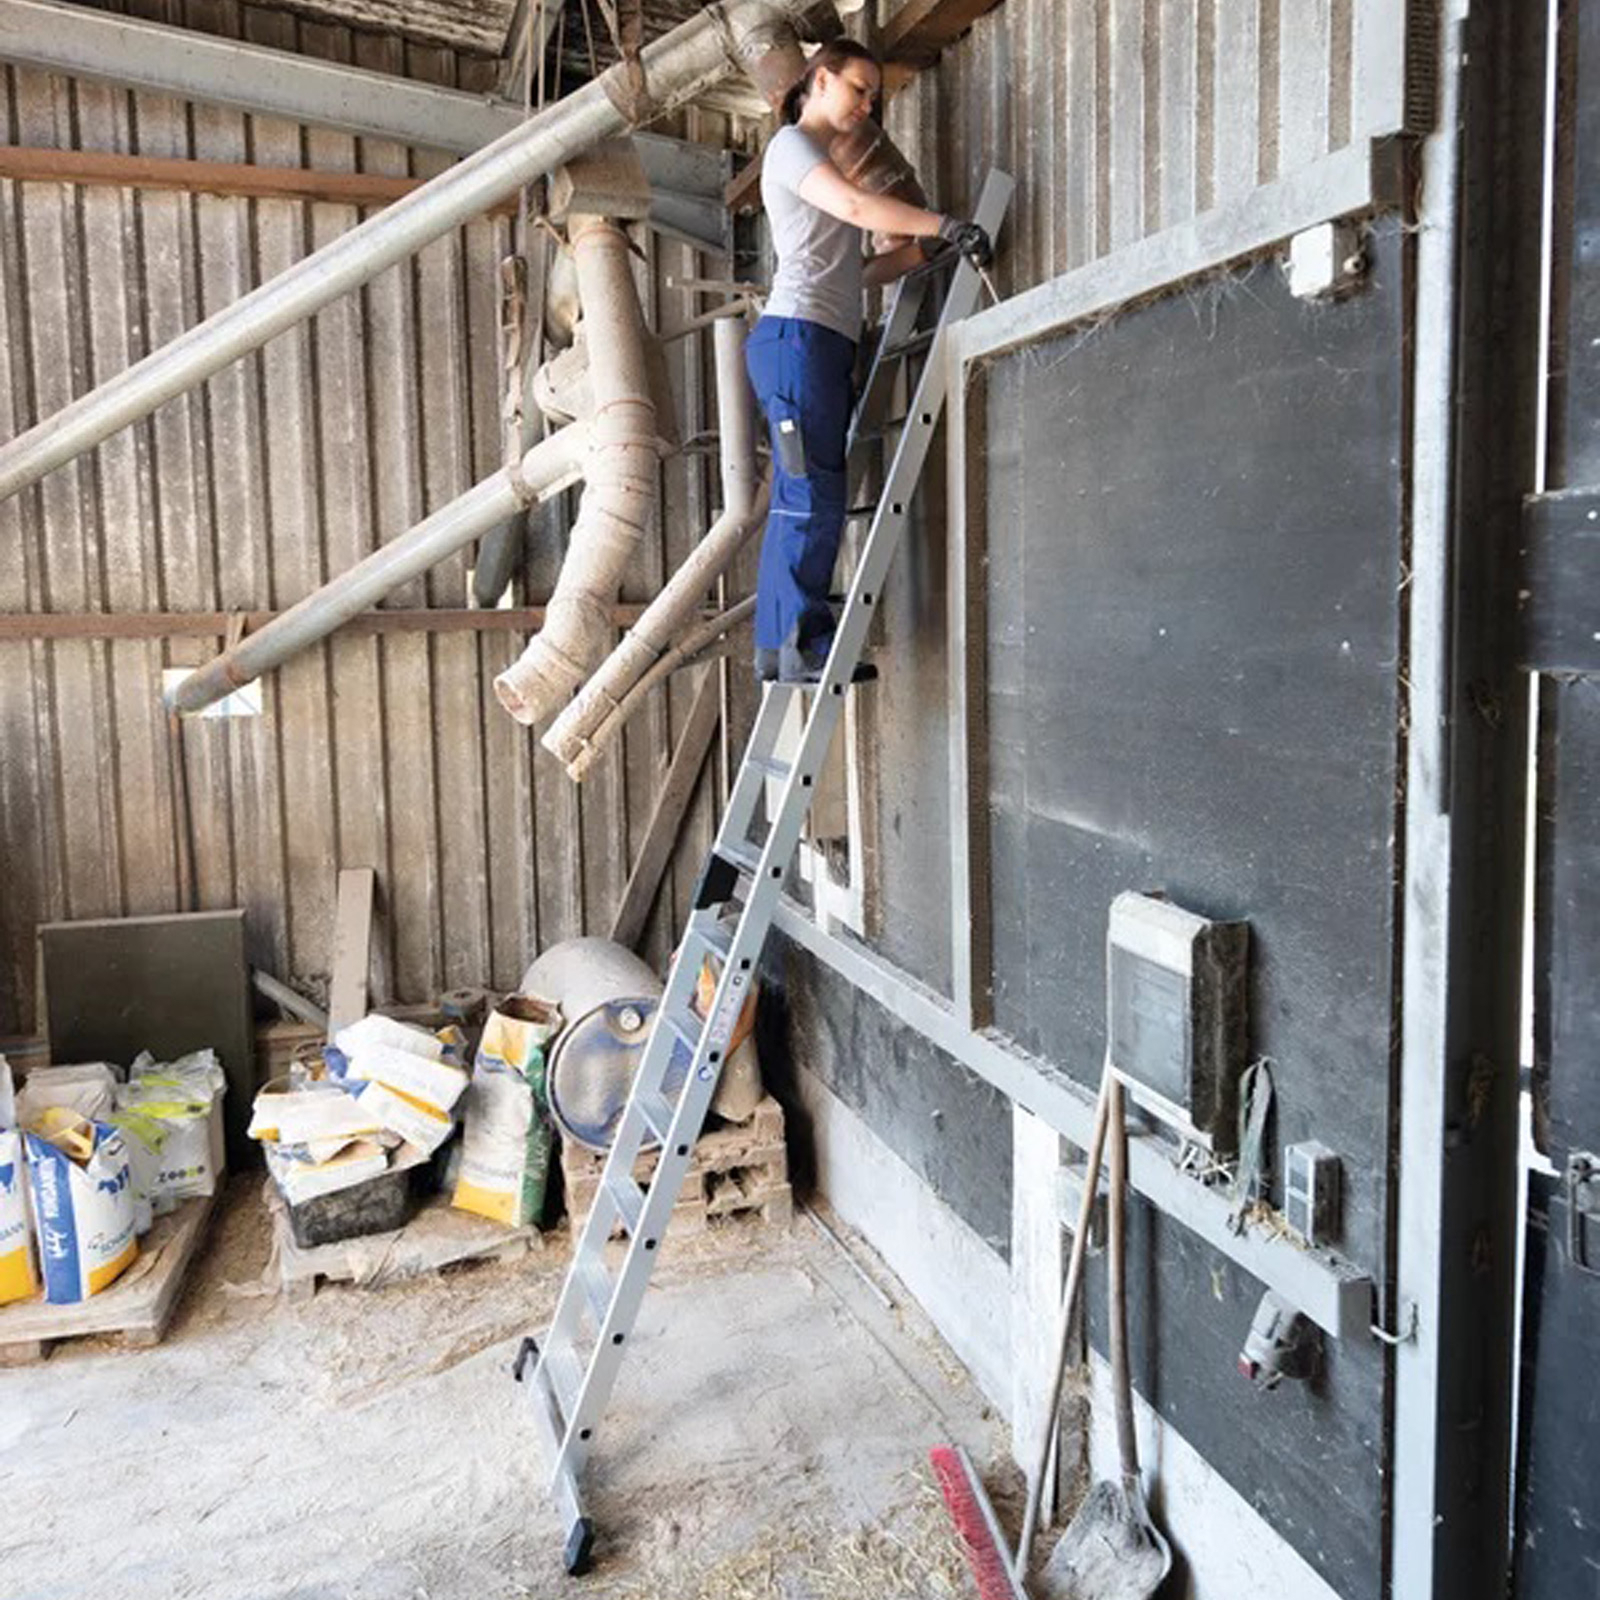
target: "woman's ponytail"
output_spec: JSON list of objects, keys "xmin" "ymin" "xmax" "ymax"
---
[{"xmin": 781, "ymin": 38, "xmax": 881, "ymax": 126}]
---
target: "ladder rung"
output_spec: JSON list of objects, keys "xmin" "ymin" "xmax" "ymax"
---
[
  {"xmin": 607, "ymin": 1171, "xmax": 647, "ymax": 1234},
  {"xmin": 749, "ymin": 755, "xmax": 791, "ymax": 781},
  {"xmin": 723, "ymin": 841, "xmax": 764, "ymax": 878},
  {"xmin": 544, "ymin": 1338, "xmax": 583, "ymax": 1425},
  {"xmin": 662, "ymin": 1003, "xmax": 703, "ymax": 1053},
  {"xmin": 693, "ymin": 919, "xmax": 734, "ymax": 961},
  {"xmin": 636, "ymin": 1089, "xmax": 679, "ymax": 1145},
  {"xmin": 575, "ymin": 1255, "xmax": 613, "ymax": 1332},
  {"xmin": 881, "ymin": 328, "xmax": 936, "ymax": 360}
]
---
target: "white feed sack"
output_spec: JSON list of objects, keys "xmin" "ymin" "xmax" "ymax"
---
[
  {"xmin": 334, "ymin": 1014, "xmax": 445, "ymax": 1065},
  {"xmin": 23, "ymin": 1115, "xmax": 139, "ymax": 1303},
  {"xmin": 15, "ymin": 1062, "xmax": 119, "ymax": 1125},
  {"xmin": 342, "ymin": 1044, "xmax": 468, "ymax": 1117}
]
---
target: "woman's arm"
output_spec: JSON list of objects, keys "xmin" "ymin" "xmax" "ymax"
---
[
  {"xmin": 796, "ymin": 158, "xmax": 944, "ymax": 240},
  {"xmin": 862, "ymin": 240, "xmax": 925, "ymax": 288}
]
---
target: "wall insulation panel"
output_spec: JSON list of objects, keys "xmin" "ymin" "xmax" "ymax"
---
[
  {"xmin": 981, "ymin": 221, "xmax": 1406, "ymax": 1599},
  {"xmin": 0, "ymin": 0, "xmax": 742, "ymax": 1034},
  {"xmin": 863, "ymin": 0, "xmax": 1414, "ymax": 1003}
]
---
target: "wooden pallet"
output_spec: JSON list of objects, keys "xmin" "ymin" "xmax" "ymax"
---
[
  {"xmin": 268, "ymin": 1184, "xmax": 543, "ymax": 1303},
  {"xmin": 0, "ymin": 1189, "xmax": 217, "ymax": 1364},
  {"xmin": 562, "ymin": 1094, "xmax": 793, "ymax": 1237}
]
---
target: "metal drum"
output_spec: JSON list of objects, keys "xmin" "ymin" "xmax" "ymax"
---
[{"xmin": 521, "ymin": 936, "xmax": 760, "ymax": 1152}]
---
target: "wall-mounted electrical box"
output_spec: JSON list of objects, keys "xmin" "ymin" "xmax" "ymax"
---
[
  {"xmin": 1106, "ymin": 891, "xmax": 1249, "ymax": 1152},
  {"xmin": 1284, "ymin": 1140, "xmax": 1342, "ymax": 1246}
]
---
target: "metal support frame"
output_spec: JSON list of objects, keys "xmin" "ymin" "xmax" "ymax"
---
[
  {"xmin": 774, "ymin": 903, "xmax": 1374, "ymax": 1341},
  {"xmin": 0, "ymin": 0, "xmax": 733, "ymax": 252},
  {"xmin": 1388, "ymin": 0, "xmax": 1546, "ymax": 1595}
]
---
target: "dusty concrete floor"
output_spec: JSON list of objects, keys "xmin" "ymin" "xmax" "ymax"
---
[{"xmin": 1, "ymin": 1179, "xmax": 1014, "ymax": 1600}]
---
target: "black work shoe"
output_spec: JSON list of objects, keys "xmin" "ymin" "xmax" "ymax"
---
[{"xmin": 777, "ymin": 661, "xmax": 879, "ymax": 688}]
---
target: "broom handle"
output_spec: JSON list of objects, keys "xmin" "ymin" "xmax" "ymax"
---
[
  {"xmin": 1107, "ymin": 1078, "xmax": 1140, "ymax": 1488},
  {"xmin": 1015, "ymin": 1056, "xmax": 1114, "ymax": 1566}
]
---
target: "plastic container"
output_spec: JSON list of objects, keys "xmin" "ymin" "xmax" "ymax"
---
[{"xmin": 285, "ymin": 1160, "xmax": 419, "ymax": 1249}]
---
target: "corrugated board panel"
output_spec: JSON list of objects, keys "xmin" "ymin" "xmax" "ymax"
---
[
  {"xmin": 878, "ymin": 0, "xmax": 1403, "ymax": 311},
  {"xmin": 0, "ymin": 0, "xmax": 742, "ymax": 1032}
]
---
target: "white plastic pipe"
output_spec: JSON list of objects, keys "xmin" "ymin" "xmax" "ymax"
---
[
  {"xmin": 0, "ymin": 0, "xmax": 826, "ymax": 504},
  {"xmin": 494, "ymin": 217, "xmax": 661, "ymax": 726},
  {"xmin": 165, "ymin": 424, "xmax": 586, "ymax": 713},
  {"xmin": 543, "ymin": 314, "xmax": 764, "ymax": 774}
]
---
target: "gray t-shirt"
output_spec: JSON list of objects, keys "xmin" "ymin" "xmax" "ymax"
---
[{"xmin": 761, "ymin": 124, "xmax": 863, "ymax": 342}]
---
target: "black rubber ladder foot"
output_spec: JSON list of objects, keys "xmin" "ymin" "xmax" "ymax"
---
[{"xmin": 565, "ymin": 1517, "xmax": 596, "ymax": 1576}]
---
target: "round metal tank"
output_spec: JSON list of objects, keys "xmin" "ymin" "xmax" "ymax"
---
[{"xmin": 522, "ymin": 937, "xmax": 763, "ymax": 1152}]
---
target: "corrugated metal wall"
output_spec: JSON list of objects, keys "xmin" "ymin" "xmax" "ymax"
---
[
  {"xmin": 880, "ymin": 0, "xmax": 1412, "ymax": 295},
  {"xmin": 0, "ymin": 0, "xmax": 743, "ymax": 1033}
]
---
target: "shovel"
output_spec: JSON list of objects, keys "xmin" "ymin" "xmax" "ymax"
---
[{"xmin": 1039, "ymin": 1079, "xmax": 1173, "ymax": 1600}]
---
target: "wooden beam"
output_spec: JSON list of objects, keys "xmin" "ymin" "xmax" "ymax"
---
[
  {"xmin": 0, "ymin": 145, "xmax": 517, "ymax": 216},
  {"xmin": 609, "ymin": 665, "xmax": 722, "ymax": 952},
  {"xmin": 881, "ymin": 0, "xmax": 1006, "ymax": 63},
  {"xmin": 326, "ymin": 869, "xmax": 377, "ymax": 1041},
  {"xmin": 0, "ymin": 603, "xmax": 723, "ymax": 642}
]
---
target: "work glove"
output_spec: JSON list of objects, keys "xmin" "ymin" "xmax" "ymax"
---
[{"xmin": 936, "ymin": 215, "xmax": 994, "ymax": 268}]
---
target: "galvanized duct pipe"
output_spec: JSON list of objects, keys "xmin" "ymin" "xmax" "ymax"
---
[
  {"xmin": 493, "ymin": 217, "xmax": 661, "ymax": 726},
  {"xmin": 165, "ymin": 425, "xmax": 586, "ymax": 713},
  {"xmin": 0, "ymin": 0, "xmax": 828, "ymax": 504},
  {"xmin": 544, "ymin": 314, "xmax": 764, "ymax": 778}
]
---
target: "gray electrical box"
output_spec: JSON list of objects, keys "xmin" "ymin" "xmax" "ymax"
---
[
  {"xmin": 1284, "ymin": 1141, "xmax": 1342, "ymax": 1245},
  {"xmin": 1106, "ymin": 892, "xmax": 1249, "ymax": 1151}
]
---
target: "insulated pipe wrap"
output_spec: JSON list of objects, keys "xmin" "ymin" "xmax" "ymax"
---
[
  {"xmin": 545, "ymin": 314, "xmax": 762, "ymax": 775},
  {"xmin": 166, "ymin": 425, "xmax": 586, "ymax": 713},
  {"xmin": 495, "ymin": 218, "xmax": 662, "ymax": 727},
  {"xmin": 0, "ymin": 0, "xmax": 830, "ymax": 505}
]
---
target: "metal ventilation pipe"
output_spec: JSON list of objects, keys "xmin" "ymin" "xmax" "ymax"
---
[
  {"xmin": 493, "ymin": 217, "xmax": 662, "ymax": 726},
  {"xmin": 544, "ymin": 314, "xmax": 764, "ymax": 778},
  {"xmin": 164, "ymin": 425, "xmax": 586, "ymax": 713},
  {"xmin": 0, "ymin": 0, "xmax": 831, "ymax": 505}
]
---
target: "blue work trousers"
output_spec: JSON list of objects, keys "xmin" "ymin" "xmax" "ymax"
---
[{"xmin": 744, "ymin": 316, "xmax": 857, "ymax": 671}]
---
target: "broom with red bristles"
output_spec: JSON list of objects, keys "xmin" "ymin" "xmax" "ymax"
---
[{"xmin": 929, "ymin": 1444, "xmax": 1032, "ymax": 1600}]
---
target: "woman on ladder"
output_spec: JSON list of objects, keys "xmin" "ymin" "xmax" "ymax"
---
[{"xmin": 748, "ymin": 39, "xmax": 993, "ymax": 683}]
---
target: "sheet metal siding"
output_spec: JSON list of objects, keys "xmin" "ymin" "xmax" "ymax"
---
[
  {"xmin": 880, "ymin": 0, "xmax": 1384, "ymax": 301},
  {"xmin": 0, "ymin": 2, "xmax": 734, "ymax": 1032}
]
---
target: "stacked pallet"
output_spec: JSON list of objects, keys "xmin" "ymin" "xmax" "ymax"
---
[{"xmin": 561, "ymin": 1095, "xmax": 792, "ymax": 1237}]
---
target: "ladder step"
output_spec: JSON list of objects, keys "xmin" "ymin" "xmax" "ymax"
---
[
  {"xmin": 881, "ymin": 328, "xmax": 936, "ymax": 360},
  {"xmin": 662, "ymin": 1002, "xmax": 703, "ymax": 1053},
  {"xmin": 575, "ymin": 1255, "xmax": 614, "ymax": 1332},
  {"xmin": 722, "ymin": 840, "xmax": 764, "ymax": 878},
  {"xmin": 692, "ymin": 919, "xmax": 734, "ymax": 961},
  {"xmin": 607, "ymin": 1171, "xmax": 647, "ymax": 1234},
  {"xmin": 544, "ymin": 1338, "xmax": 584, "ymax": 1425},
  {"xmin": 636, "ymin": 1089, "xmax": 679, "ymax": 1146},
  {"xmin": 749, "ymin": 755, "xmax": 791, "ymax": 781}
]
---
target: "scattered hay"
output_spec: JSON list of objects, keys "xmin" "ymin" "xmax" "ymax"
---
[{"xmin": 598, "ymin": 1463, "xmax": 976, "ymax": 1600}]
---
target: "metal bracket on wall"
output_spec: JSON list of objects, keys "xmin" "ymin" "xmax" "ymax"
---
[
  {"xmin": 773, "ymin": 902, "xmax": 1377, "ymax": 1342},
  {"xmin": 1518, "ymin": 487, "xmax": 1600, "ymax": 673},
  {"xmin": 1565, "ymin": 1153, "xmax": 1600, "ymax": 1277}
]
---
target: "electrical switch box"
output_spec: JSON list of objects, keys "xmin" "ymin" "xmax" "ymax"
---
[
  {"xmin": 1284, "ymin": 1141, "xmax": 1342, "ymax": 1246},
  {"xmin": 1106, "ymin": 892, "xmax": 1248, "ymax": 1152}
]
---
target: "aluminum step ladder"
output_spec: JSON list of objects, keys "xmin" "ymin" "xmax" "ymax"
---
[{"xmin": 515, "ymin": 169, "xmax": 1012, "ymax": 1576}]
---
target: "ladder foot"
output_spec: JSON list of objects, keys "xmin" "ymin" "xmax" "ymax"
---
[
  {"xmin": 511, "ymin": 1334, "xmax": 539, "ymax": 1382},
  {"xmin": 565, "ymin": 1517, "xmax": 596, "ymax": 1576}
]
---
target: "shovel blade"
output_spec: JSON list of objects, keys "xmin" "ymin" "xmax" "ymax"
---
[{"xmin": 1038, "ymin": 1480, "xmax": 1173, "ymax": 1600}]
